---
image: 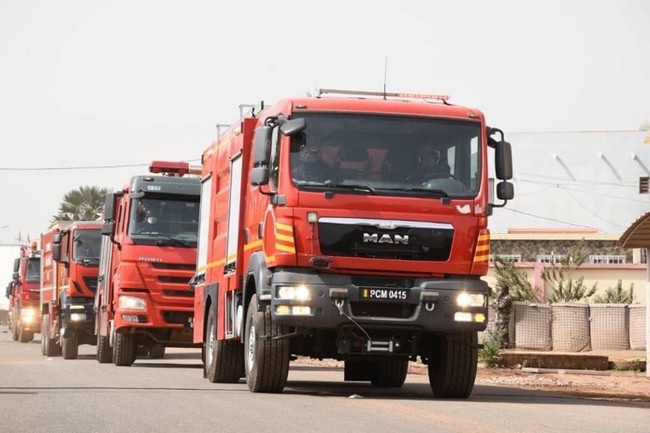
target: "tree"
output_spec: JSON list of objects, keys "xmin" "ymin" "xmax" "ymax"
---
[
  {"xmin": 592, "ymin": 280, "xmax": 635, "ymax": 304},
  {"xmin": 51, "ymin": 186, "xmax": 112, "ymax": 224},
  {"xmin": 541, "ymin": 240, "xmax": 597, "ymax": 303}
]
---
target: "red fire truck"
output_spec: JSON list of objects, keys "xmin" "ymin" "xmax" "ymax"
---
[
  {"xmin": 7, "ymin": 242, "xmax": 41, "ymax": 342},
  {"xmin": 96, "ymin": 161, "xmax": 201, "ymax": 366},
  {"xmin": 40, "ymin": 221, "xmax": 102, "ymax": 359},
  {"xmin": 192, "ymin": 89, "xmax": 514, "ymax": 398}
]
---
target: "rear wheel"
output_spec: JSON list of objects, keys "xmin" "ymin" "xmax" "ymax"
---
[
  {"xmin": 61, "ymin": 329, "xmax": 79, "ymax": 360},
  {"xmin": 427, "ymin": 331, "xmax": 478, "ymax": 398},
  {"xmin": 205, "ymin": 307, "xmax": 244, "ymax": 383},
  {"xmin": 370, "ymin": 357, "xmax": 409, "ymax": 388},
  {"xmin": 113, "ymin": 332, "xmax": 136, "ymax": 366},
  {"xmin": 244, "ymin": 295, "xmax": 289, "ymax": 393},
  {"xmin": 11, "ymin": 322, "xmax": 19, "ymax": 341},
  {"xmin": 148, "ymin": 344, "xmax": 166, "ymax": 359},
  {"xmin": 96, "ymin": 331, "xmax": 111, "ymax": 363},
  {"xmin": 18, "ymin": 325, "xmax": 34, "ymax": 343}
]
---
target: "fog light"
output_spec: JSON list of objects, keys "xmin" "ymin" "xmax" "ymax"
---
[
  {"xmin": 291, "ymin": 306, "xmax": 312, "ymax": 315},
  {"xmin": 70, "ymin": 313, "xmax": 86, "ymax": 322},
  {"xmin": 454, "ymin": 312, "xmax": 472, "ymax": 322},
  {"xmin": 276, "ymin": 305, "xmax": 291, "ymax": 315},
  {"xmin": 456, "ymin": 293, "xmax": 485, "ymax": 308},
  {"xmin": 122, "ymin": 314, "xmax": 140, "ymax": 323},
  {"xmin": 474, "ymin": 313, "xmax": 486, "ymax": 323}
]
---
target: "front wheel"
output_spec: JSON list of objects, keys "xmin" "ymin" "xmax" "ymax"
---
[
  {"xmin": 244, "ymin": 295, "xmax": 289, "ymax": 393},
  {"xmin": 148, "ymin": 344, "xmax": 166, "ymax": 359},
  {"xmin": 61, "ymin": 329, "xmax": 79, "ymax": 360},
  {"xmin": 18, "ymin": 326, "xmax": 34, "ymax": 343},
  {"xmin": 112, "ymin": 332, "xmax": 136, "ymax": 366},
  {"xmin": 370, "ymin": 357, "xmax": 409, "ymax": 388},
  {"xmin": 427, "ymin": 331, "xmax": 478, "ymax": 398},
  {"xmin": 96, "ymin": 331, "xmax": 111, "ymax": 363}
]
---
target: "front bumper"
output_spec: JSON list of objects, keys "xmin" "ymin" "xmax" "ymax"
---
[{"xmin": 268, "ymin": 271, "xmax": 490, "ymax": 333}]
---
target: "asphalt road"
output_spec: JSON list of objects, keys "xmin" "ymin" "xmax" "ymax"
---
[{"xmin": 0, "ymin": 325, "xmax": 648, "ymax": 433}]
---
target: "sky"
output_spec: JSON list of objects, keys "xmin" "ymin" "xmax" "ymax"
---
[{"xmin": 0, "ymin": 0, "xmax": 648, "ymax": 308}]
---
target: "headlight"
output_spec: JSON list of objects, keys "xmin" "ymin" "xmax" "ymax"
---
[
  {"xmin": 277, "ymin": 285, "xmax": 311, "ymax": 301},
  {"xmin": 20, "ymin": 308, "xmax": 37, "ymax": 323},
  {"xmin": 69, "ymin": 313, "xmax": 87, "ymax": 322},
  {"xmin": 118, "ymin": 295, "xmax": 147, "ymax": 311},
  {"xmin": 456, "ymin": 292, "xmax": 485, "ymax": 308}
]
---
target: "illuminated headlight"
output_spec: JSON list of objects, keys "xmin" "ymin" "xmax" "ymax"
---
[
  {"xmin": 456, "ymin": 293, "xmax": 485, "ymax": 308},
  {"xmin": 277, "ymin": 285, "xmax": 311, "ymax": 301},
  {"xmin": 454, "ymin": 312, "xmax": 486, "ymax": 323},
  {"xmin": 20, "ymin": 308, "xmax": 37, "ymax": 324},
  {"xmin": 118, "ymin": 295, "xmax": 147, "ymax": 311},
  {"xmin": 69, "ymin": 313, "xmax": 87, "ymax": 322},
  {"xmin": 275, "ymin": 305, "xmax": 312, "ymax": 316}
]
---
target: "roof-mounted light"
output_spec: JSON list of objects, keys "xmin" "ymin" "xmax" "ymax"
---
[
  {"xmin": 316, "ymin": 88, "xmax": 449, "ymax": 102},
  {"xmin": 148, "ymin": 161, "xmax": 201, "ymax": 177}
]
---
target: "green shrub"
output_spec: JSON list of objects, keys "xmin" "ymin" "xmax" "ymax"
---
[
  {"xmin": 479, "ymin": 328, "xmax": 504, "ymax": 368},
  {"xmin": 593, "ymin": 280, "xmax": 635, "ymax": 304}
]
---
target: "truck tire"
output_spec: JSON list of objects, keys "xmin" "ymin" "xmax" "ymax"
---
[
  {"xmin": 427, "ymin": 331, "xmax": 478, "ymax": 398},
  {"xmin": 61, "ymin": 330, "xmax": 79, "ymax": 360},
  {"xmin": 370, "ymin": 357, "xmax": 409, "ymax": 388},
  {"xmin": 205, "ymin": 307, "xmax": 244, "ymax": 383},
  {"xmin": 18, "ymin": 326, "xmax": 34, "ymax": 343},
  {"xmin": 244, "ymin": 295, "xmax": 289, "ymax": 393},
  {"xmin": 148, "ymin": 344, "xmax": 166, "ymax": 359},
  {"xmin": 40, "ymin": 314, "xmax": 48, "ymax": 356},
  {"xmin": 112, "ymin": 332, "xmax": 136, "ymax": 366},
  {"xmin": 96, "ymin": 332, "xmax": 111, "ymax": 363},
  {"xmin": 42, "ymin": 314, "xmax": 62, "ymax": 357},
  {"xmin": 11, "ymin": 322, "xmax": 19, "ymax": 341}
]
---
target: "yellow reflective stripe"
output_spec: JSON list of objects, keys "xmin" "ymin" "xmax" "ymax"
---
[
  {"xmin": 197, "ymin": 258, "xmax": 226, "ymax": 274},
  {"xmin": 275, "ymin": 244, "xmax": 296, "ymax": 253},
  {"xmin": 244, "ymin": 239, "xmax": 263, "ymax": 251},
  {"xmin": 276, "ymin": 233, "xmax": 294, "ymax": 243},
  {"xmin": 276, "ymin": 223, "xmax": 293, "ymax": 233}
]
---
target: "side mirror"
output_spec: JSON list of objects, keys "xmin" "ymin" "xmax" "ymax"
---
[
  {"xmin": 101, "ymin": 222, "xmax": 115, "ymax": 236},
  {"xmin": 497, "ymin": 181, "xmax": 514, "ymax": 200},
  {"xmin": 251, "ymin": 167, "xmax": 270, "ymax": 186},
  {"xmin": 13, "ymin": 258, "xmax": 19, "ymax": 273},
  {"xmin": 12, "ymin": 271, "xmax": 19, "ymax": 283},
  {"xmin": 103, "ymin": 193, "xmax": 116, "ymax": 221},
  {"xmin": 495, "ymin": 140, "xmax": 513, "ymax": 180},
  {"xmin": 252, "ymin": 125, "xmax": 272, "ymax": 166},
  {"xmin": 52, "ymin": 233, "xmax": 62, "ymax": 262},
  {"xmin": 279, "ymin": 117, "xmax": 307, "ymax": 136}
]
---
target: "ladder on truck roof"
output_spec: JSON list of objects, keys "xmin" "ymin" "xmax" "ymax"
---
[{"xmin": 316, "ymin": 88, "xmax": 450, "ymax": 102}]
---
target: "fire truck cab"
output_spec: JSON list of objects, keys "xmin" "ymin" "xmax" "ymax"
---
[{"xmin": 9, "ymin": 242, "xmax": 41, "ymax": 342}]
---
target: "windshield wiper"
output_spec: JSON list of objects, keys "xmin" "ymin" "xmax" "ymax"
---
[
  {"xmin": 322, "ymin": 183, "xmax": 376, "ymax": 194},
  {"xmin": 393, "ymin": 187, "xmax": 449, "ymax": 197},
  {"xmin": 155, "ymin": 234, "xmax": 191, "ymax": 247}
]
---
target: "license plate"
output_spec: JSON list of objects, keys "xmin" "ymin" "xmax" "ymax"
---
[{"xmin": 360, "ymin": 288, "xmax": 408, "ymax": 301}]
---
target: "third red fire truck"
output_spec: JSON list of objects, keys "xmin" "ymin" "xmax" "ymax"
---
[
  {"xmin": 192, "ymin": 89, "xmax": 514, "ymax": 398},
  {"xmin": 40, "ymin": 221, "xmax": 102, "ymax": 359},
  {"xmin": 96, "ymin": 161, "xmax": 201, "ymax": 366}
]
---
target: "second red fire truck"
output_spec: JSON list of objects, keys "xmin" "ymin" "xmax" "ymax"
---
[
  {"xmin": 7, "ymin": 242, "xmax": 41, "ymax": 343},
  {"xmin": 96, "ymin": 161, "xmax": 201, "ymax": 366}
]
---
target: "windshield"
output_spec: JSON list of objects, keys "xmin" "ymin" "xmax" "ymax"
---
[
  {"xmin": 127, "ymin": 196, "xmax": 200, "ymax": 247},
  {"xmin": 73, "ymin": 229, "xmax": 101, "ymax": 262},
  {"xmin": 26, "ymin": 258, "xmax": 40, "ymax": 282},
  {"xmin": 289, "ymin": 113, "xmax": 481, "ymax": 198}
]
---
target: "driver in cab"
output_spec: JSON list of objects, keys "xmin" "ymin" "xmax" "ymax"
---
[{"xmin": 406, "ymin": 142, "xmax": 450, "ymax": 184}]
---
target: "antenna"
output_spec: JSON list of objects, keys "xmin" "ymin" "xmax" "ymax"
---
[{"xmin": 383, "ymin": 57, "xmax": 388, "ymax": 100}]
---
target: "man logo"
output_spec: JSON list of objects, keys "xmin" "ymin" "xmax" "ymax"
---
[{"xmin": 363, "ymin": 233, "xmax": 409, "ymax": 245}]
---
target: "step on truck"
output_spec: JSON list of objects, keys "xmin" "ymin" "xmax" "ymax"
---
[
  {"xmin": 40, "ymin": 221, "xmax": 102, "ymax": 359},
  {"xmin": 191, "ymin": 89, "xmax": 514, "ymax": 398},
  {"xmin": 96, "ymin": 161, "xmax": 201, "ymax": 366},
  {"xmin": 8, "ymin": 242, "xmax": 41, "ymax": 342}
]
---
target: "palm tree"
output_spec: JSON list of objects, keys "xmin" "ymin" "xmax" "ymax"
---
[{"xmin": 51, "ymin": 186, "xmax": 112, "ymax": 224}]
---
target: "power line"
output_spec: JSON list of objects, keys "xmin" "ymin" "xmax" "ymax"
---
[{"xmin": 0, "ymin": 160, "xmax": 200, "ymax": 172}]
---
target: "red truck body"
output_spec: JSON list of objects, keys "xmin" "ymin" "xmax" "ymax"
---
[
  {"xmin": 40, "ymin": 221, "xmax": 102, "ymax": 359},
  {"xmin": 95, "ymin": 161, "xmax": 201, "ymax": 366},
  {"xmin": 8, "ymin": 243, "xmax": 41, "ymax": 342},
  {"xmin": 192, "ymin": 89, "xmax": 514, "ymax": 397}
]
